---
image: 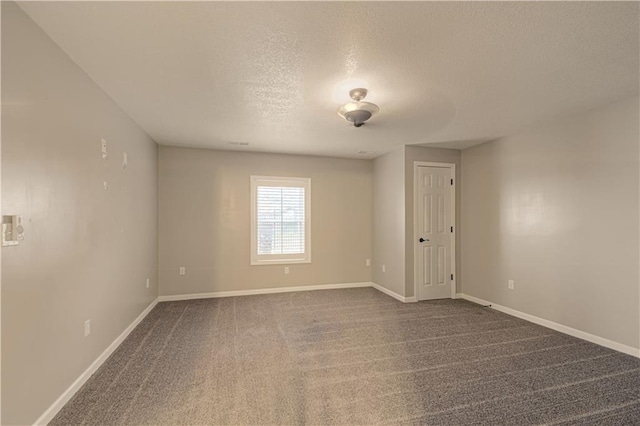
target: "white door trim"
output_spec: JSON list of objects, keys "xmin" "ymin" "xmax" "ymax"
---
[{"xmin": 413, "ymin": 161, "xmax": 456, "ymax": 300}]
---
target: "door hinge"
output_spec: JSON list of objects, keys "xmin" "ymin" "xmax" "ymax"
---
[
  {"xmin": 451, "ymin": 274, "xmax": 454, "ymax": 280},
  {"xmin": 451, "ymin": 226, "xmax": 454, "ymax": 233},
  {"xmin": 451, "ymin": 179, "xmax": 454, "ymax": 185}
]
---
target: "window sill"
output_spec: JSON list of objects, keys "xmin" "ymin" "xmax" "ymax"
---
[{"xmin": 251, "ymin": 258, "xmax": 311, "ymax": 266}]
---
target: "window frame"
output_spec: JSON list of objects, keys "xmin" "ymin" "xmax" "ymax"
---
[{"xmin": 250, "ymin": 175, "xmax": 311, "ymax": 266}]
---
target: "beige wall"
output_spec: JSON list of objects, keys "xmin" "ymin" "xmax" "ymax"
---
[
  {"xmin": 158, "ymin": 147, "xmax": 372, "ymax": 295},
  {"xmin": 461, "ymin": 96, "xmax": 640, "ymax": 349},
  {"xmin": 404, "ymin": 146, "xmax": 461, "ymax": 297},
  {"xmin": 372, "ymin": 147, "xmax": 406, "ymax": 296},
  {"xmin": 1, "ymin": 3, "xmax": 158, "ymax": 424}
]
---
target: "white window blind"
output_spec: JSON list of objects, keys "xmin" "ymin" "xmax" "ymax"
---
[
  {"xmin": 257, "ymin": 186, "xmax": 305, "ymax": 255},
  {"xmin": 251, "ymin": 176, "xmax": 311, "ymax": 265}
]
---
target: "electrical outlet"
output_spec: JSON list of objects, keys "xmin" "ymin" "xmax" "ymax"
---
[
  {"xmin": 284, "ymin": 266, "xmax": 290, "ymax": 275},
  {"xmin": 146, "ymin": 278, "xmax": 150, "ymax": 288},
  {"xmin": 101, "ymin": 138, "xmax": 107, "ymax": 159},
  {"xmin": 508, "ymin": 279, "xmax": 514, "ymax": 290},
  {"xmin": 84, "ymin": 320, "xmax": 91, "ymax": 337},
  {"xmin": 366, "ymin": 259, "xmax": 371, "ymax": 266},
  {"xmin": 179, "ymin": 267, "xmax": 186, "ymax": 275},
  {"xmin": 382, "ymin": 264, "xmax": 386, "ymax": 273}
]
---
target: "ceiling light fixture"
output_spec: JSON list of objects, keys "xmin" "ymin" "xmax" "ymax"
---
[{"xmin": 337, "ymin": 88, "xmax": 379, "ymax": 127}]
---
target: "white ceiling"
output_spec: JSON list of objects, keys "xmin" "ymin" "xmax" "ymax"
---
[{"xmin": 19, "ymin": 1, "xmax": 639, "ymax": 158}]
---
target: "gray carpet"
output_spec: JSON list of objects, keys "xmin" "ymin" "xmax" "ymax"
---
[{"xmin": 51, "ymin": 287, "xmax": 640, "ymax": 425}]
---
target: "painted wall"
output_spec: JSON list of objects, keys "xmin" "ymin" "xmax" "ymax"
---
[
  {"xmin": 372, "ymin": 147, "xmax": 406, "ymax": 296},
  {"xmin": 1, "ymin": 3, "xmax": 158, "ymax": 424},
  {"xmin": 461, "ymin": 96, "xmax": 640, "ymax": 349},
  {"xmin": 158, "ymin": 147, "xmax": 372, "ymax": 295},
  {"xmin": 404, "ymin": 146, "xmax": 461, "ymax": 298}
]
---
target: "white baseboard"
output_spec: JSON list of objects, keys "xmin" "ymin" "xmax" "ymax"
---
[
  {"xmin": 158, "ymin": 282, "xmax": 373, "ymax": 302},
  {"xmin": 159, "ymin": 281, "xmax": 423, "ymax": 305},
  {"xmin": 457, "ymin": 293, "xmax": 640, "ymax": 359},
  {"xmin": 33, "ymin": 298, "xmax": 159, "ymax": 426},
  {"xmin": 371, "ymin": 282, "xmax": 417, "ymax": 303}
]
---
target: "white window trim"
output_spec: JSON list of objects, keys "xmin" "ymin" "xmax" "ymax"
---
[{"xmin": 250, "ymin": 175, "xmax": 311, "ymax": 265}]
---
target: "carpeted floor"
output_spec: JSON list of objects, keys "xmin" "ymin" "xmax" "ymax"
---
[{"xmin": 51, "ymin": 287, "xmax": 640, "ymax": 425}]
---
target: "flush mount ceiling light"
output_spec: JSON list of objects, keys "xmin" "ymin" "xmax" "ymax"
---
[{"xmin": 337, "ymin": 88, "xmax": 379, "ymax": 127}]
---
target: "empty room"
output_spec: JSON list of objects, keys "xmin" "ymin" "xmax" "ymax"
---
[{"xmin": 2, "ymin": 1, "xmax": 639, "ymax": 425}]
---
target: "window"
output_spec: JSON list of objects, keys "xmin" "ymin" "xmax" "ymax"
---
[{"xmin": 251, "ymin": 176, "xmax": 311, "ymax": 265}]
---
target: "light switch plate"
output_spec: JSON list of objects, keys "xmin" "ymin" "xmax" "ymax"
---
[{"xmin": 2, "ymin": 215, "xmax": 23, "ymax": 246}]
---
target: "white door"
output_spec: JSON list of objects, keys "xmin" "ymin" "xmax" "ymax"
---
[{"xmin": 415, "ymin": 165, "xmax": 453, "ymax": 300}]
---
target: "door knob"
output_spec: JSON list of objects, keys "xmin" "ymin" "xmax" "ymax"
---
[{"xmin": 419, "ymin": 238, "xmax": 429, "ymax": 242}]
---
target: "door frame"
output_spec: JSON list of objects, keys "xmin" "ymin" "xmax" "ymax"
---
[{"xmin": 413, "ymin": 161, "xmax": 456, "ymax": 300}]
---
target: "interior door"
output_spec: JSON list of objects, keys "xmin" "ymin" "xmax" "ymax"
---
[{"xmin": 416, "ymin": 165, "xmax": 453, "ymax": 300}]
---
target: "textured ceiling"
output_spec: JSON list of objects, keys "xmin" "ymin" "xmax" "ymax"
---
[{"xmin": 19, "ymin": 1, "xmax": 640, "ymax": 158}]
